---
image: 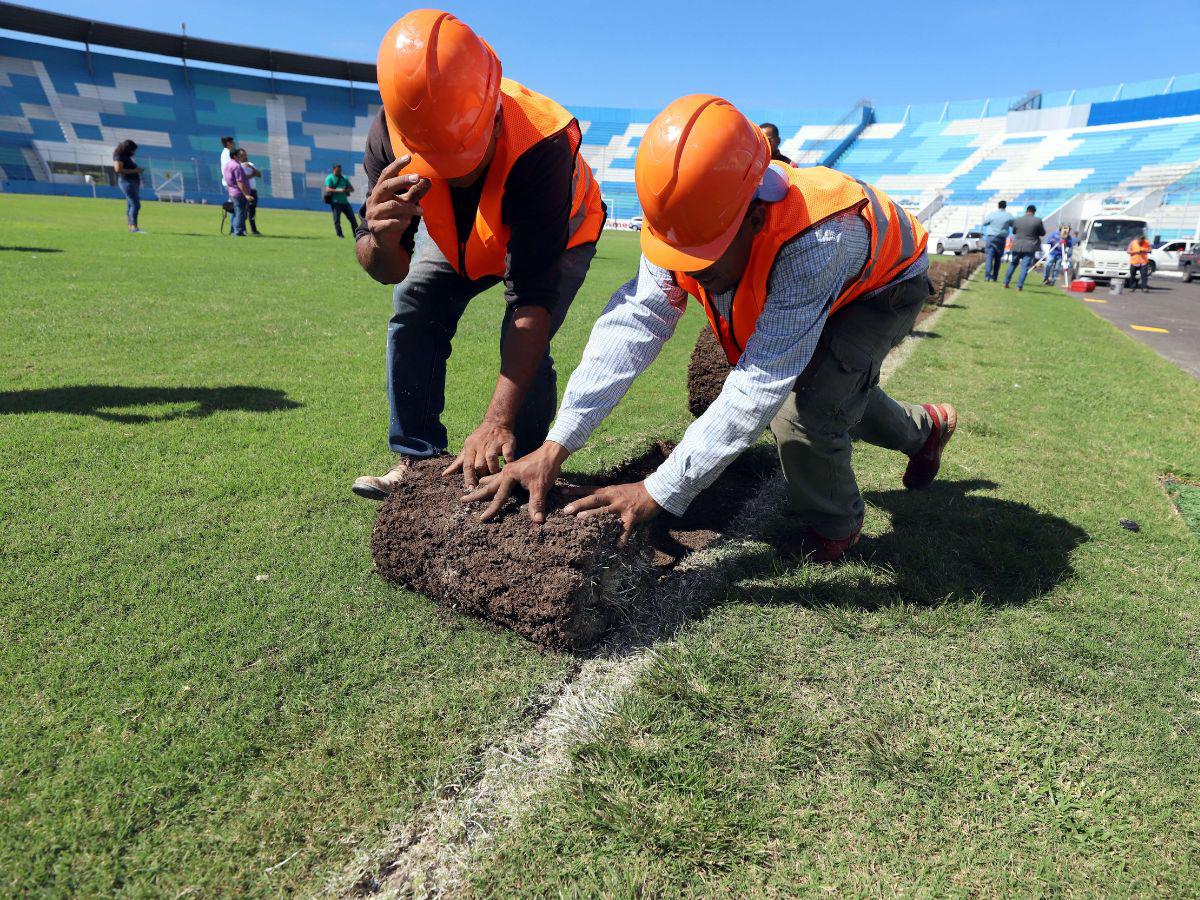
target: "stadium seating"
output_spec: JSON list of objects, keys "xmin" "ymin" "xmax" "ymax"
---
[{"xmin": 2, "ymin": 33, "xmax": 1199, "ymax": 238}]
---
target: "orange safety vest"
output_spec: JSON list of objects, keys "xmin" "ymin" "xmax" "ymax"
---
[
  {"xmin": 386, "ymin": 78, "xmax": 605, "ymax": 280},
  {"xmin": 1128, "ymin": 239, "xmax": 1151, "ymax": 266},
  {"xmin": 675, "ymin": 165, "xmax": 929, "ymax": 365}
]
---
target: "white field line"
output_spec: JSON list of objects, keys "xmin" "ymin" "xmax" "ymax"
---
[{"xmin": 329, "ymin": 275, "xmax": 973, "ymax": 899}]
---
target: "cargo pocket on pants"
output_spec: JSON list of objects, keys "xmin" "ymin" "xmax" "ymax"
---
[{"xmin": 793, "ymin": 332, "xmax": 879, "ymax": 435}]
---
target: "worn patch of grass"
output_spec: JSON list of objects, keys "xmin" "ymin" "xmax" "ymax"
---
[
  {"xmin": 472, "ymin": 281, "xmax": 1200, "ymax": 895},
  {"xmin": 0, "ymin": 195, "xmax": 689, "ymax": 895}
]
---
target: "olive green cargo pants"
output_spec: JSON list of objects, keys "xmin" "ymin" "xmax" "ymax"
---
[{"xmin": 769, "ymin": 274, "xmax": 936, "ymax": 539}]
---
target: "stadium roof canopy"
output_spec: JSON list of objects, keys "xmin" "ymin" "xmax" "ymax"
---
[{"xmin": 0, "ymin": 1, "xmax": 377, "ymax": 83}]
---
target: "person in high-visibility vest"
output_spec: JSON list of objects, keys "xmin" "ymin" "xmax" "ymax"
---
[
  {"xmin": 1127, "ymin": 233, "xmax": 1153, "ymax": 292},
  {"xmin": 467, "ymin": 96, "xmax": 957, "ymax": 562},
  {"xmin": 352, "ymin": 10, "xmax": 606, "ymax": 500}
]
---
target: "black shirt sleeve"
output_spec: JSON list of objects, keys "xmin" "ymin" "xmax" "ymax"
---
[
  {"xmin": 355, "ymin": 108, "xmax": 419, "ymax": 253},
  {"xmin": 501, "ymin": 130, "xmax": 577, "ymax": 312}
]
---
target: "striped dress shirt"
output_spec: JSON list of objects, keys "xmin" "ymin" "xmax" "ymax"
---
[{"xmin": 546, "ymin": 210, "xmax": 928, "ymax": 515}]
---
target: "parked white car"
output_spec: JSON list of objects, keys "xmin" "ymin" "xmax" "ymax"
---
[
  {"xmin": 1148, "ymin": 238, "xmax": 1197, "ymax": 274},
  {"xmin": 628, "ymin": 215, "xmax": 643, "ymax": 231},
  {"xmin": 940, "ymin": 231, "xmax": 984, "ymax": 255}
]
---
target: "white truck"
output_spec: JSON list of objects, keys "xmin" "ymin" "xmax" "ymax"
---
[{"xmin": 1072, "ymin": 215, "xmax": 1149, "ymax": 284}]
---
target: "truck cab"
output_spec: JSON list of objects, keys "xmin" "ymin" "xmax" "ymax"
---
[{"xmin": 1073, "ymin": 216, "xmax": 1150, "ymax": 283}]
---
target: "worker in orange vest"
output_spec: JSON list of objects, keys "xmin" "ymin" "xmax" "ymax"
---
[
  {"xmin": 352, "ymin": 10, "xmax": 606, "ymax": 500},
  {"xmin": 1127, "ymin": 233, "xmax": 1153, "ymax": 292},
  {"xmin": 468, "ymin": 96, "xmax": 957, "ymax": 562}
]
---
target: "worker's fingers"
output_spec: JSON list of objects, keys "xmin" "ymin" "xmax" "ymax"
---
[
  {"xmin": 369, "ymin": 199, "xmax": 424, "ymax": 221},
  {"xmin": 618, "ymin": 515, "xmax": 636, "ymax": 548},
  {"xmin": 479, "ymin": 480, "xmax": 513, "ymax": 522},
  {"xmin": 462, "ymin": 458, "xmax": 478, "ymax": 490},
  {"xmin": 377, "ymin": 155, "xmax": 412, "ymax": 182},
  {"xmin": 501, "ymin": 438, "xmax": 516, "ymax": 466},
  {"xmin": 372, "ymin": 177, "xmax": 422, "ymax": 207},
  {"xmin": 373, "ymin": 156, "xmax": 414, "ymax": 192},
  {"xmin": 574, "ymin": 505, "xmax": 614, "ymax": 521},
  {"xmin": 399, "ymin": 177, "xmax": 431, "ymax": 203},
  {"xmin": 440, "ymin": 453, "xmax": 464, "ymax": 478},
  {"xmin": 484, "ymin": 448, "xmax": 502, "ymax": 476},
  {"xmin": 563, "ymin": 492, "xmax": 610, "ymax": 516},
  {"xmin": 527, "ymin": 482, "xmax": 548, "ymax": 525},
  {"xmin": 460, "ymin": 479, "xmax": 496, "ymax": 503}
]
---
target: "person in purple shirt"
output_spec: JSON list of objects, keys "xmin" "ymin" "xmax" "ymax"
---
[{"xmin": 223, "ymin": 150, "xmax": 253, "ymax": 237}]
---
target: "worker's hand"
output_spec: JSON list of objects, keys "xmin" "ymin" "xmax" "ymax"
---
[
  {"xmin": 442, "ymin": 419, "xmax": 517, "ymax": 489},
  {"xmin": 365, "ymin": 155, "xmax": 430, "ymax": 247},
  {"xmin": 561, "ymin": 481, "xmax": 662, "ymax": 546},
  {"xmin": 461, "ymin": 441, "xmax": 569, "ymax": 525}
]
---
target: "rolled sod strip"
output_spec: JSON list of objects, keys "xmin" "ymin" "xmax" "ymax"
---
[
  {"xmin": 371, "ymin": 444, "xmax": 777, "ymax": 650},
  {"xmin": 687, "ymin": 327, "xmax": 732, "ymax": 418}
]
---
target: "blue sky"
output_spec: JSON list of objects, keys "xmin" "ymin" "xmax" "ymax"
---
[{"xmin": 15, "ymin": 0, "xmax": 1200, "ymax": 111}]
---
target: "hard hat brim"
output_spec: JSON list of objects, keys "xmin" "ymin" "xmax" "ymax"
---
[
  {"xmin": 638, "ymin": 188, "xmax": 755, "ymax": 273},
  {"xmin": 384, "ymin": 111, "xmax": 493, "ymax": 181}
]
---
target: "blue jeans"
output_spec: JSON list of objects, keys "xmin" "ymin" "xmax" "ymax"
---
[
  {"xmin": 984, "ymin": 237, "xmax": 1005, "ymax": 281},
  {"xmin": 1005, "ymin": 251, "xmax": 1036, "ymax": 289},
  {"xmin": 1043, "ymin": 253, "xmax": 1062, "ymax": 283},
  {"xmin": 331, "ymin": 202, "xmax": 357, "ymax": 237},
  {"xmin": 118, "ymin": 176, "xmax": 140, "ymax": 227},
  {"xmin": 229, "ymin": 195, "xmax": 248, "ymax": 236},
  {"xmin": 385, "ymin": 231, "xmax": 596, "ymax": 458}
]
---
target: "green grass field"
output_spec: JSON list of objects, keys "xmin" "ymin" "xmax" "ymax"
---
[{"xmin": 3, "ymin": 195, "xmax": 1200, "ymax": 897}]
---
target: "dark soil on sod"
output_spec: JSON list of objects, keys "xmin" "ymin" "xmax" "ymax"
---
[{"xmin": 371, "ymin": 444, "xmax": 777, "ymax": 650}]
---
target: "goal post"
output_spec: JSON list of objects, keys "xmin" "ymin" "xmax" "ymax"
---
[{"xmin": 150, "ymin": 167, "xmax": 186, "ymax": 203}]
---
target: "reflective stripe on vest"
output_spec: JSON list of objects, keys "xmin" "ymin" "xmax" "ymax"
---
[
  {"xmin": 675, "ymin": 166, "xmax": 928, "ymax": 364},
  {"xmin": 388, "ymin": 78, "xmax": 605, "ymax": 280}
]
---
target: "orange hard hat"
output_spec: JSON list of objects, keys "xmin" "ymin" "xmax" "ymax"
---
[
  {"xmin": 635, "ymin": 95, "xmax": 770, "ymax": 271},
  {"xmin": 376, "ymin": 9, "xmax": 502, "ymax": 179}
]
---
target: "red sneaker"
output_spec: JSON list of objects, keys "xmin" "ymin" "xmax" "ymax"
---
[
  {"xmin": 903, "ymin": 403, "xmax": 957, "ymax": 490},
  {"xmin": 780, "ymin": 520, "xmax": 862, "ymax": 564}
]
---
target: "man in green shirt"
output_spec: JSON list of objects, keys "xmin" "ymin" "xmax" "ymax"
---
[{"xmin": 324, "ymin": 164, "xmax": 358, "ymax": 238}]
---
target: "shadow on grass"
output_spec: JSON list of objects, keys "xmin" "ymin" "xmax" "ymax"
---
[
  {"xmin": 909, "ymin": 330, "xmax": 941, "ymax": 339},
  {"xmin": 0, "ymin": 245, "xmax": 63, "ymax": 253},
  {"xmin": 746, "ymin": 479, "xmax": 1088, "ymax": 610},
  {"xmin": 0, "ymin": 385, "xmax": 302, "ymax": 423}
]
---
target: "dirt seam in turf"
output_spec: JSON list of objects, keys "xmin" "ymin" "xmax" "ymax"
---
[{"xmin": 327, "ymin": 275, "xmax": 972, "ymax": 899}]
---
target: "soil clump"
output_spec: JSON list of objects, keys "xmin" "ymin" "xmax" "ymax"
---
[{"xmin": 371, "ymin": 443, "xmax": 776, "ymax": 651}]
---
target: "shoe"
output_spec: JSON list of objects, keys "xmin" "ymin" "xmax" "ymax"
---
[
  {"xmin": 779, "ymin": 520, "xmax": 862, "ymax": 564},
  {"xmin": 352, "ymin": 457, "xmax": 414, "ymax": 500},
  {"xmin": 251, "ymin": 230, "xmax": 262, "ymax": 236},
  {"xmin": 904, "ymin": 403, "xmax": 957, "ymax": 490},
  {"xmin": 1016, "ymin": 287, "xmax": 1023, "ymax": 292}
]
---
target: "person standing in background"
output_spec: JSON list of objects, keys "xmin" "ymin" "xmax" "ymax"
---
[
  {"xmin": 1003, "ymin": 205, "xmax": 1045, "ymax": 292},
  {"xmin": 1127, "ymin": 232, "xmax": 1153, "ymax": 291},
  {"xmin": 758, "ymin": 123, "xmax": 795, "ymax": 166},
  {"xmin": 238, "ymin": 148, "xmax": 263, "ymax": 236},
  {"xmin": 112, "ymin": 139, "xmax": 144, "ymax": 234},
  {"xmin": 223, "ymin": 148, "xmax": 252, "ymax": 237},
  {"xmin": 1042, "ymin": 226, "xmax": 1073, "ymax": 285},
  {"xmin": 980, "ymin": 200, "xmax": 1014, "ymax": 282},
  {"xmin": 324, "ymin": 164, "xmax": 358, "ymax": 238},
  {"xmin": 219, "ymin": 136, "xmax": 235, "ymax": 191}
]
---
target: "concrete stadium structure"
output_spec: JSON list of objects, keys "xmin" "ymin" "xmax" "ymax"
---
[{"xmin": 2, "ymin": 29, "xmax": 1199, "ymax": 239}]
